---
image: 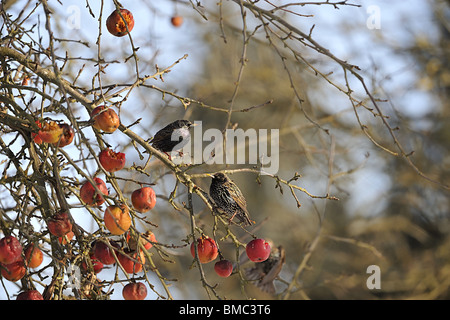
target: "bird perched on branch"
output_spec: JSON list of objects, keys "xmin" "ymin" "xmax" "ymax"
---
[
  {"xmin": 151, "ymin": 120, "xmax": 196, "ymax": 157},
  {"xmin": 209, "ymin": 172, "xmax": 253, "ymax": 226}
]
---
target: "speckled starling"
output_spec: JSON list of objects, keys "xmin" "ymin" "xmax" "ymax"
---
[
  {"xmin": 245, "ymin": 245, "xmax": 285, "ymax": 295},
  {"xmin": 209, "ymin": 172, "xmax": 253, "ymax": 226},
  {"xmin": 151, "ymin": 120, "xmax": 196, "ymax": 154}
]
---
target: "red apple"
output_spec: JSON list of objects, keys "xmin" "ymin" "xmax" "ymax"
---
[
  {"xmin": 190, "ymin": 236, "xmax": 218, "ymax": 264},
  {"xmin": 16, "ymin": 290, "xmax": 44, "ymax": 300},
  {"xmin": 131, "ymin": 187, "xmax": 156, "ymax": 213},
  {"xmin": 141, "ymin": 231, "xmax": 156, "ymax": 250},
  {"xmin": 214, "ymin": 259, "xmax": 233, "ymax": 278},
  {"xmin": 81, "ymin": 253, "xmax": 104, "ymax": 274},
  {"xmin": 21, "ymin": 76, "xmax": 30, "ymax": 86},
  {"xmin": 1, "ymin": 259, "xmax": 26, "ymax": 282},
  {"xmin": 171, "ymin": 15, "xmax": 183, "ymax": 27},
  {"xmin": 24, "ymin": 244, "xmax": 43, "ymax": 268},
  {"xmin": 93, "ymin": 240, "xmax": 120, "ymax": 265},
  {"xmin": 99, "ymin": 148, "xmax": 126, "ymax": 172},
  {"xmin": 36, "ymin": 120, "xmax": 63, "ymax": 144},
  {"xmin": 52, "ymin": 123, "xmax": 74, "ymax": 147},
  {"xmin": 91, "ymin": 106, "xmax": 120, "ymax": 133},
  {"xmin": 32, "ymin": 120, "xmax": 43, "ymax": 144},
  {"xmin": 127, "ymin": 231, "xmax": 156, "ymax": 251},
  {"xmin": 118, "ymin": 249, "xmax": 145, "ymax": 274},
  {"xmin": 104, "ymin": 204, "xmax": 131, "ymax": 235},
  {"xmin": 106, "ymin": 8, "xmax": 134, "ymax": 37},
  {"xmin": 122, "ymin": 282, "xmax": 147, "ymax": 300},
  {"xmin": 246, "ymin": 239, "xmax": 271, "ymax": 262},
  {"xmin": 0, "ymin": 236, "xmax": 23, "ymax": 265},
  {"xmin": 58, "ymin": 230, "xmax": 74, "ymax": 245},
  {"xmin": 80, "ymin": 177, "xmax": 108, "ymax": 206},
  {"xmin": 47, "ymin": 211, "xmax": 73, "ymax": 237}
]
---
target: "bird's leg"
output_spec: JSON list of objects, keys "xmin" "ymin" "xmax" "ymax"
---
[
  {"xmin": 163, "ymin": 152, "xmax": 172, "ymax": 161},
  {"xmin": 228, "ymin": 210, "xmax": 238, "ymax": 224}
]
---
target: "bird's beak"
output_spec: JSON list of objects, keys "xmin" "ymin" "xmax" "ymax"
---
[
  {"xmin": 206, "ymin": 173, "xmax": 214, "ymax": 178},
  {"xmin": 190, "ymin": 122, "xmax": 199, "ymax": 127}
]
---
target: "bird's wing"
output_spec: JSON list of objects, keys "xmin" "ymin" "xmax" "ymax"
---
[
  {"xmin": 151, "ymin": 126, "xmax": 179, "ymax": 148},
  {"xmin": 244, "ymin": 265, "xmax": 276, "ymax": 295},
  {"xmin": 245, "ymin": 266, "xmax": 263, "ymax": 281},
  {"xmin": 258, "ymin": 246, "xmax": 285, "ymax": 286},
  {"xmin": 150, "ymin": 129, "xmax": 164, "ymax": 145},
  {"xmin": 257, "ymin": 282, "xmax": 276, "ymax": 295},
  {"xmin": 228, "ymin": 182, "xmax": 248, "ymax": 213}
]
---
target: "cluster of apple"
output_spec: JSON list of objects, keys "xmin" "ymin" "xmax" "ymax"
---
[
  {"xmin": 32, "ymin": 120, "xmax": 74, "ymax": 147},
  {"xmin": 22, "ymin": 100, "xmax": 157, "ymax": 299},
  {"xmin": 31, "ymin": 104, "xmax": 121, "ymax": 148},
  {"xmin": 191, "ymin": 236, "xmax": 272, "ymax": 278},
  {"xmin": 0, "ymin": 216, "xmax": 78, "ymax": 300},
  {"xmin": 87, "ymin": 230, "xmax": 156, "ymax": 301},
  {"xmin": 80, "ymin": 105, "xmax": 157, "ymax": 300},
  {"xmin": 0, "ymin": 235, "xmax": 44, "ymax": 299},
  {"xmin": 16, "ymin": 8, "xmax": 170, "ymax": 300},
  {"xmin": 10, "ymin": 7, "xmax": 272, "ymax": 301}
]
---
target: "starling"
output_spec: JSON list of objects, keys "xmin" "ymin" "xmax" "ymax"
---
[
  {"xmin": 151, "ymin": 120, "xmax": 196, "ymax": 154},
  {"xmin": 245, "ymin": 245, "xmax": 285, "ymax": 295},
  {"xmin": 209, "ymin": 172, "xmax": 253, "ymax": 226}
]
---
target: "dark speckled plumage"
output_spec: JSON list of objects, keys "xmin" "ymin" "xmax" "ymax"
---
[
  {"xmin": 209, "ymin": 173, "xmax": 252, "ymax": 226},
  {"xmin": 151, "ymin": 120, "xmax": 195, "ymax": 153}
]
